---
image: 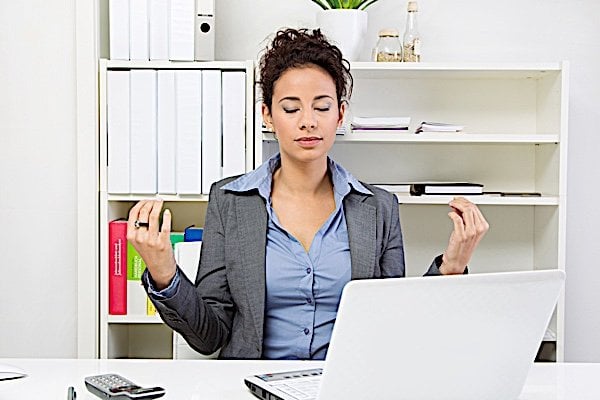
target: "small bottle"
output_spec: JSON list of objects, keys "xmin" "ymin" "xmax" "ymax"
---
[
  {"xmin": 372, "ymin": 29, "xmax": 403, "ymax": 62},
  {"xmin": 403, "ymin": 1, "xmax": 421, "ymax": 62}
]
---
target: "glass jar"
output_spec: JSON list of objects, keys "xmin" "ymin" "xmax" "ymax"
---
[
  {"xmin": 403, "ymin": 1, "xmax": 421, "ymax": 62},
  {"xmin": 372, "ymin": 29, "xmax": 403, "ymax": 62}
]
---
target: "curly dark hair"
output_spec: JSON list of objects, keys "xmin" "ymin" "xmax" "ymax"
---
[{"xmin": 258, "ymin": 28, "xmax": 353, "ymax": 110}]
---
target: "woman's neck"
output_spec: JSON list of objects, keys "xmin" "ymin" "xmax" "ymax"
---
[{"xmin": 273, "ymin": 155, "xmax": 331, "ymax": 196}]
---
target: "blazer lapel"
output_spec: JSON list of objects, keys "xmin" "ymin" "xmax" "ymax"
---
[
  {"xmin": 236, "ymin": 194, "xmax": 267, "ymax": 344},
  {"xmin": 344, "ymin": 194, "xmax": 377, "ymax": 279}
]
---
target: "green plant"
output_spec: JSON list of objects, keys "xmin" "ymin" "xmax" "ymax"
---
[{"xmin": 311, "ymin": 0, "xmax": 380, "ymax": 10}]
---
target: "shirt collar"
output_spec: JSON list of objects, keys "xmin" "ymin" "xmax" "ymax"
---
[{"xmin": 221, "ymin": 153, "xmax": 372, "ymax": 200}]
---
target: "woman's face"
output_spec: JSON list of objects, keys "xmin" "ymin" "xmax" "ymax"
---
[{"xmin": 262, "ymin": 65, "xmax": 346, "ymax": 165}]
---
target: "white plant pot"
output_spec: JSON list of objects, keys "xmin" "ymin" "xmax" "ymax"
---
[{"xmin": 316, "ymin": 9, "xmax": 368, "ymax": 61}]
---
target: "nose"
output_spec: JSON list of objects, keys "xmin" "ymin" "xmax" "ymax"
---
[{"xmin": 299, "ymin": 109, "xmax": 317, "ymax": 131}]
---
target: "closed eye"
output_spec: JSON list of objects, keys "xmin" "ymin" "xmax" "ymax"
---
[
  {"xmin": 315, "ymin": 107, "xmax": 331, "ymax": 112},
  {"xmin": 283, "ymin": 108, "xmax": 299, "ymax": 113}
]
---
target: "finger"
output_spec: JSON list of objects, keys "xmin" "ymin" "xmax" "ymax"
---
[
  {"xmin": 448, "ymin": 210, "xmax": 465, "ymax": 237},
  {"xmin": 159, "ymin": 209, "xmax": 173, "ymax": 240},
  {"xmin": 461, "ymin": 206, "xmax": 477, "ymax": 238},
  {"xmin": 148, "ymin": 200, "xmax": 164, "ymax": 236},
  {"xmin": 128, "ymin": 200, "xmax": 149, "ymax": 238},
  {"xmin": 472, "ymin": 204, "xmax": 490, "ymax": 234},
  {"xmin": 137, "ymin": 201, "xmax": 154, "ymax": 225},
  {"xmin": 450, "ymin": 197, "xmax": 480, "ymax": 236},
  {"xmin": 449, "ymin": 196, "xmax": 471, "ymax": 213}
]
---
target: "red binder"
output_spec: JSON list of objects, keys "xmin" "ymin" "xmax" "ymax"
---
[{"xmin": 108, "ymin": 220, "xmax": 128, "ymax": 315}]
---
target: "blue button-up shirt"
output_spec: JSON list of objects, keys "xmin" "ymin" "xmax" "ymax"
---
[
  {"xmin": 223, "ymin": 153, "xmax": 372, "ymax": 360},
  {"xmin": 146, "ymin": 153, "xmax": 372, "ymax": 360}
]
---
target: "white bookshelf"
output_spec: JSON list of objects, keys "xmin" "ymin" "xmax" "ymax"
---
[
  {"xmin": 97, "ymin": 59, "xmax": 255, "ymax": 359},
  {"xmin": 265, "ymin": 131, "xmax": 560, "ymax": 144},
  {"xmin": 258, "ymin": 62, "xmax": 569, "ymax": 361},
  {"xmin": 97, "ymin": 60, "xmax": 568, "ymax": 361}
]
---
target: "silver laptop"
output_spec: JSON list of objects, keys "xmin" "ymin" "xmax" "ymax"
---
[{"xmin": 245, "ymin": 269, "xmax": 565, "ymax": 400}]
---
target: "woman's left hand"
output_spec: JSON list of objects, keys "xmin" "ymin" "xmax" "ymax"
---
[{"xmin": 440, "ymin": 197, "xmax": 489, "ymax": 275}]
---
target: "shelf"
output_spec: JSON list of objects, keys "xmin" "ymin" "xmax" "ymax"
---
[
  {"xmin": 107, "ymin": 194, "xmax": 210, "ymax": 202},
  {"xmin": 263, "ymin": 131, "xmax": 560, "ymax": 144},
  {"xmin": 395, "ymin": 194, "xmax": 559, "ymax": 206},
  {"xmin": 108, "ymin": 315, "xmax": 164, "ymax": 324},
  {"xmin": 349, "ymin": 62, "xmax": 563, "ymax": 80},
  {"xmin": 104, "ymin": 59, "xmax": 251, "ymax": 70}
]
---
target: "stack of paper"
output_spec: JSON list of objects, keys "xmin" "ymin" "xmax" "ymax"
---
[
  {"xmin": 336, "ymin": 125, "xmax": 349, "ymax": 135},
  {"xmin": 372, "ymin": 183, "xmax": 411, "ymax": 193},
  {"xmin": 416, "ymin": 121, "xmax": 464, "ymax": 133},
  {"xmin": 351, "ymin": 116, "xmax": 410, "ymax": 131}
]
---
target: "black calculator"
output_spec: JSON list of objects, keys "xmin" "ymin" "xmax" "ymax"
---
[{"xmin": 84, "ymin": 374, "xmax": 165, "ymax": 399}]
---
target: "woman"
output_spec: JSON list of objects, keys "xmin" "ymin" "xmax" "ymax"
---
[{"xmin": 127, "ymin": 28, "xmax": 489, "ymax": 360}]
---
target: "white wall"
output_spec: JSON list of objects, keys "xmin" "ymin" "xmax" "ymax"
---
[
  {"xmin": 213, "ymin": 0, "xmax": 600, "ymax": 362},
  {"xmin": 0, "ymin": 1, "xmax": 78, "ymax": 357},
  {"xmin": 0, "ymin": 0, "xmax": 598, "ymax": 361}
]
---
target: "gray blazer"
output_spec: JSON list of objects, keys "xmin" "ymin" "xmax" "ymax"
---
[{"xmin": 146, "ymin": 176, "xmax": 441, "ymax": 359}]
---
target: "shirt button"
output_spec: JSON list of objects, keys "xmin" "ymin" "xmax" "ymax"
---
[
  {"xmin": 306, "ymin": 267, "xmax": 312, "ymax": 274},
  {"xmin": 303, "ymin": 328, "xmax": 310, "ymax": 335},
  {"xmin": 306, "ymin": 298, "xmax": 312, "ymax": 304}
]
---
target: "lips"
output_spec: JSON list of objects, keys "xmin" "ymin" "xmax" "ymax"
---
[
  {"xmin": 294, "ymin": 136, "xmax": 323, "ymax": 148},
  {"xmin": 294, "ymin": 136, "xmax": 322, "ymax": 142}
]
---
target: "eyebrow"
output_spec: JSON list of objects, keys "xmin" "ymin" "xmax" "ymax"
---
[{"xmin": 278, "ymin": 95, "xmax": 335, "ymax": 103}]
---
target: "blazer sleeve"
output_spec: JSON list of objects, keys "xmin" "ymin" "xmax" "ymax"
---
[
  {"xmin": 378, "ymin": 192, "xmax": 406, "ymax": 278},
  {"xmin": 371, "ymin": 189, "xmax": 447, "ymax": 277},
  {"xmin": 144, "ymin": 182, "xmax": 234, "ymax": 355}
]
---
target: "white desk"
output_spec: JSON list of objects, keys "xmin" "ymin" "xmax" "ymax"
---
[{"xmin": 1, "ymin": 359, "xmax": 600, "ymax": 399}]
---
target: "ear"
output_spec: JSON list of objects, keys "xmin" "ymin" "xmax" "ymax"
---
[
  {"xmin": 262, "ymin": 103, "xmax": 273, "ymax": 131},
  {"xmin": 337, "ymin": 101, "xmax": 347, "ymax": 128}
]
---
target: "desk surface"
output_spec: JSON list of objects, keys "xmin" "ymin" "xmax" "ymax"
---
[{"xmin": 1, "ymin": 359, "xmax": 599, "ymax": 399}]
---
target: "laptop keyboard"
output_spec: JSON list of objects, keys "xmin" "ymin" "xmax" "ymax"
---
[{"xmin": 270, "ymin": 378, "xmax": 320, "ymax": 400}]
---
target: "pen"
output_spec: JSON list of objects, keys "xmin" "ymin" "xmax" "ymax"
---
[{"xmin": 67, "ymin": 386, "xmax": 76, "ymax": 400}]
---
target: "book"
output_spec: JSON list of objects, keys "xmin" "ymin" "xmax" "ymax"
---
[
  {"xmin": 174, "ymin": 241, "xmax": 202, "ymax": 283},
  {"xmin": 170, "ymin": 232, "xmax": 185, "ymax": 248},
  {"xmin": 127, "ymin": 242, "xmax": 148, "ymax": 315},
  {"xmin": 108, "ymin": 220, "xmax": 128, "ymax": 315},
  {"xmin": 416, "ymin": 121, "xmax": 464, "ymax": 133},
  {"xmin": 410, "ymin": 182, "xmax": 484, "ymax": 196},
  {"xmin": 184, "ymin": 226, "xmax": 203, "ymax": 242},
  {"xmin": 147, "ymin": 298, "xmax": 157, "ymax": 316}
]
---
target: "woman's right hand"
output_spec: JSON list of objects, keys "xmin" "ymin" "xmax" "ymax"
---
[{"xmin": 127, "ymin": 200, "xmax": 177, "ymax": 290}]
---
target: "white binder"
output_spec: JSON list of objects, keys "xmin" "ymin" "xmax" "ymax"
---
[
  {"xmin": 108, "ymin": 0, "xmax": 130, "ymax": 60},
  {"xmin": 169, "ymin": 0, "xmax": 195, "ymax": 61},
  {"xmin": 222, "ymin": 71, "xmax": 247, "ymax": 178},
  {"xmin": 157, "ymin": 70, "xmax": 177, "ymax": 194},
  {"xmin": 107, "ymin": 71, "xmax": 130, "ymax": 193},
  {"xmin": 149, "ymin": 0, "xmax": 169, "ymax": 60},
  {"xmin": 201, "ymin": 70, "xmax": 222, "ymax": 194},
  {"xmin": 175, "ymin": 70, "xmax": 202, "ymax": 194},
  {"xmin": 130, "ymin": 70, "xmax": 157, "ymax": 194},
  {"xmin": 129, "ymin": 0, "xmax": 149, "ymax": 60}
]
